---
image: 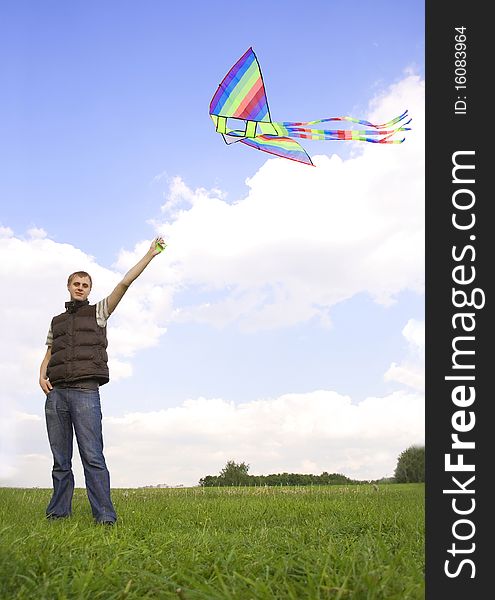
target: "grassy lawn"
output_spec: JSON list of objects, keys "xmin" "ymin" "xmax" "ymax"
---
[{"xmin": 0, "ymin": 484, "xmax": 424, "ymax": 599}]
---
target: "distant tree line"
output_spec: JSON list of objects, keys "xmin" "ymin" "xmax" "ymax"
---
[
  {"xmin": 198, "ymin": 460, "xmax": 353, "ymax": 487},
  {"xmin": 199, "ymin": 446, "xmax": 425, "ymax": 487}
]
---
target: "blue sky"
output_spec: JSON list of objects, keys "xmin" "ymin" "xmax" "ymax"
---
[
  {"xmin": 2, "ymin": 0, "xmax": 424, "ymax": 262},
  {"xmin": 1, "ymin": 0, "xmax": 425, "ymax": 487}
]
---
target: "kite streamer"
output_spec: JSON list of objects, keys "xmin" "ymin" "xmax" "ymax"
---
[{"xmin": 210, "ymin": 48, "xmax": 411, "ymax": 166}]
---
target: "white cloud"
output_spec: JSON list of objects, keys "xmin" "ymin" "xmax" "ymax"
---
[
  {"xmin": 2, "ymin": 387, "xmax": 424, "ymax": 488},
  {"xmin": 0, "ymin": 226, "xmax": 14, "ymax": 238},
  {"xmin": 403, "ymin": 318, "xmax": 425, "ymax": 353},
  {"xmin": 385, "ymin": 319, "xmax": 425, "ymax": 391},
  {"xmin": 27, "ymin": 227, "xmax": 48, "ymax": 240}
]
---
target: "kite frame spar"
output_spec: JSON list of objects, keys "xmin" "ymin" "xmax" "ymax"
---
[{"xmin": 209, "ymin": 47, "xmax": 411, "ymax": 166}]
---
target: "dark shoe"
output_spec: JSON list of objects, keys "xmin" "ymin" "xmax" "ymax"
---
[
  {"xmin": 46, "ymin": 514, "xmax": 70, "ymax": 520},
  {"xmin": 96, "ymin": 520, "xmax": 115, "ymax": 526}
]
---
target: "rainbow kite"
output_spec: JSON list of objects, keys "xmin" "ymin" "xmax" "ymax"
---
[{"xmin": 209, "ymin": 48, "xmax": 411, "ymax": 166}]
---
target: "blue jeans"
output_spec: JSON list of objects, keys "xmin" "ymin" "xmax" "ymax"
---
[{"xmin": 44, "ymin": 387, "xmax": 117, "ymax": 523}]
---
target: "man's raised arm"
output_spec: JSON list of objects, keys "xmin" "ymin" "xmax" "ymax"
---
[{"xmin": 107, "ymin": 237, "xmax": 165, "ymax": 315}]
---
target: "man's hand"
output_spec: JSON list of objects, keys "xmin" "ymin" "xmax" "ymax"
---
[
  {"xmin": 40, "ymin": 377, "xmax": 53, "ymax": 395},
  {"xmin": 39, "ymin": 347, "xmax": 52, "ymax": 394},
  {"xmin": 150, "ymin": 236, "xmax": 166, "ymax": 257}
]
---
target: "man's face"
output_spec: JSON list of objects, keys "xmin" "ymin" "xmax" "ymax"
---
[{"xmin": 68, "ymin": 276, "xmax": 91, "ymax": 301}]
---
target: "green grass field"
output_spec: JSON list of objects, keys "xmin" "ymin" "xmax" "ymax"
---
[{"xmin": 0, "ymin": 484, "xmax": 424, "ymax": 599}]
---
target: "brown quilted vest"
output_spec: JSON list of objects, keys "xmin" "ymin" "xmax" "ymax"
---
[{"xmin": 47, "ymin": 303, "xmax": 110, "ymax": 386}]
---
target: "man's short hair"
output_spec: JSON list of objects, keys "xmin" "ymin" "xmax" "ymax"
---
[{"xmin": 67, "ymin": 271, "xmax": 93, "ymax": 288}]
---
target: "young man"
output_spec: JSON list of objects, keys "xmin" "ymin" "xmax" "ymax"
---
[{"xmin": 39, "ymin": 237, "xmax": 165, "ymax": 524}]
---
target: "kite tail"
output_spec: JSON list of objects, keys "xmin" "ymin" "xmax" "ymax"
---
[
  {"xmin": 278, "ymin": 124, "xmax": 411, "ymax": 143},
  {"xmin": 279, "ymin": 109, "xmax": 410, "ymax": 131}
]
